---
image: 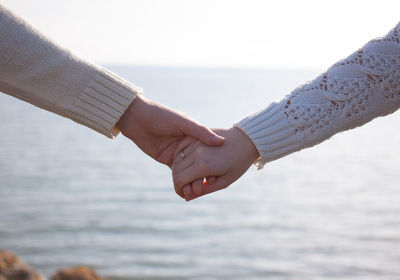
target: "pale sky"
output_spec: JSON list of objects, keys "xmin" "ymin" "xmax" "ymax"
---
[{"xmin": 2, "ymin": 0, "xmax": 400, "ymax": 69}]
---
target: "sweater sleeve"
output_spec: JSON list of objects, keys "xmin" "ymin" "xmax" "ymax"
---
[
  {"xmin": 0, "ymin": 4, "xmax": 141, "ymax": 138},
  {"xmin": 235, "ymin": 22, "xmax": 400, "ymax": 169}
]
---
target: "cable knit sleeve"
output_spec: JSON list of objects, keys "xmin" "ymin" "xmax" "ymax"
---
[
  {"xmin": 236, "ymin": 22, "xmax": 400, "ymax": 169},
  {"xmin": 0, "ymin": 4, "xmax": 141, "ymax": 138}
]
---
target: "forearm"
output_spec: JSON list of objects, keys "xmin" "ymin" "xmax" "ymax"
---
[
  {"xmin": 0, "ymin": 4, "xmax": 141, "ymax": 138},
  {"xmin": 236, "ymin": 22, "xmax": 400, "ymax": 168}
]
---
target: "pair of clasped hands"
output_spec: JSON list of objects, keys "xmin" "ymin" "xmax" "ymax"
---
[{"xmin": 116, "ymin": 95, "xmax": 260, "ymax": 201}]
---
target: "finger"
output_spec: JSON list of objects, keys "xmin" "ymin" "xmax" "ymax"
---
[
  {"xmin": 185, "ymin": 176, "xmax": 229, "ymax": 201},
  {"xmin": 173, "ymin": 169, "xmax": 185, "ymax": 199},
  {"xmin": 206, "ymin": 176, "xmax": 216, "ymax": 185},
  {"xmin": 172, "ymin": 151, "xmax": 198, "ymax": 174},
  {"xmin": 182, "ymin": 184, "xmax": 192, "ymax": 199},
  {"xmin": 182, "ymin": 121, "xmax": 224, "ymax": 146},
  {"xmin": 173, "ymin": 158, "xmax": 211, "ymax": 192},
  {"xmin": 191, "ymin": 178, "xmax": 204, "ymax": 196},
  {"xmin": 173, "ymin": 162, "xmax": 209, "ymax": 196},
  {"xmin": 182, "ymin": 140, "xmax": 201, "ymax": 157},
  {"xmin": 173, "ymin": 162, "xmax": 197, "ymax": 197},
  {"xmin": 173, "ymin": 136, "xmax": 195, "ymax": 166},
  {"xmin": 185, "ymin": 185, "xmax": 221, "ymax": 201},
  {"xmin": 173, "ymin": 140, "xmax": 201, "ymax": 170}
]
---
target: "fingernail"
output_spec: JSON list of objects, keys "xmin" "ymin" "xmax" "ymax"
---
[{"xmin": 212, "ymin": 135, "xmax": 224, "ymax": 141}]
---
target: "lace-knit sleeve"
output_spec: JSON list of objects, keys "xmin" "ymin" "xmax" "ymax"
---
[{"xmin": 236, "ymin": 22, "xmax": 400, "ymax": 169}]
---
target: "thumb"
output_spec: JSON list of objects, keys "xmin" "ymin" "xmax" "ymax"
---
[{"xmin": 182, "ymin": 119, "xmax": 224, "ymax": 146}]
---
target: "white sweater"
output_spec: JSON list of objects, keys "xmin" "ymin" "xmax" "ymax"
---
[
  {"xmin": 236, "ymin": 22, "xmax": 400, "ymax": 168},
  {"xmin": 0, "ymin": 4, "xmax": 141, "ymax": 138}
]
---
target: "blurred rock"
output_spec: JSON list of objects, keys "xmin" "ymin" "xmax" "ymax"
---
[
  {"xmin": 51, "ymin": 267, "xmax": 104, "ymax": 280},
  {"xmin": 0, "ymin": 250, "xmax": 44, "ymax": 280}
]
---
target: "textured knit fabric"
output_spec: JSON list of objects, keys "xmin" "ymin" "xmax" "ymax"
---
[
  {"xmin": 236, "ymin": 22, "xmax": 400, "ymax": 168},
  {"xmin": 0, "ymin": 4, "xmax": 141, "ymax": 138}
]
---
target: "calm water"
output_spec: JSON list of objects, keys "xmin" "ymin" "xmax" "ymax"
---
[{"xmin": 0, "ymin": 66, "xmax": 399, "ymax": 280}]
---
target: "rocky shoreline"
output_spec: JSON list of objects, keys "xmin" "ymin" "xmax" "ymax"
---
[{"xmin": 0, "ymin": 250, "xmax": 105, "ymax": 280}]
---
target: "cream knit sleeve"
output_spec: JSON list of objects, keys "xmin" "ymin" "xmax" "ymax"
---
[
  {"xmin": 236, "ymin": 22, "xmax": 400, "ymax": 168},
  {"xmin": 0, "ymin": 4, "xmax": 141, "ymax": 138}
]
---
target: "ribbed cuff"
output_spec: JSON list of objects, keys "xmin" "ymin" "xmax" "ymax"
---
[
  {"xmin": 71, "ymin": 69, "xmax": 141, "ymax": 138},
  {"xmin": 234, "ymin": 102, "xmax": 301, "ymax": 169}
]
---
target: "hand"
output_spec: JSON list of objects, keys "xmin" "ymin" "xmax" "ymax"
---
[
  {"xmin": 116, "ymin": 95, "xmax": 225, "ymax": 167},
  {"xmin": 172, "ymin": 127, "xmax": 260, "ymax": 200}
]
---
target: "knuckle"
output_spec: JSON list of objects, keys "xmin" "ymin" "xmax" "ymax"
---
[
  {"xmin": 172, "ymin": 173, "xmax": 182, "ymax": 187},
  {"xmin": 173, "ymin": 173, "xmax": 180, "ymax": 182},
  {"xmin": 174, "ymin": 184, "xmax": 183, "ymax": 196},
  {"xmin": 173, "ymin": 174, "xmax": 188, "ymax": 197}
]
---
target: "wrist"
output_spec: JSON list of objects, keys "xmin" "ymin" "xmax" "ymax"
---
[
  {"xmin": 229, "ymin": 127, "xmax": 260, "ymax": 164},
  {"xmin": 116, "ymin": 95, "xmax": 145, "ymax": 140}
]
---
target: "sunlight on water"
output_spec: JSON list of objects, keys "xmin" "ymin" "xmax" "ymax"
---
[{"xmin": 0, "ymin": 67, "xmax": 399, "ymax": 279}]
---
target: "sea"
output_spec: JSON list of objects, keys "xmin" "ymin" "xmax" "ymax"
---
[{"xmin": 0, "ymin": 66, "xmax": 399, "ymax": 280}]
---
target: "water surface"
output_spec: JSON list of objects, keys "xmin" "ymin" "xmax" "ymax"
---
[{"xmin": 0, "ymin": 66, "xmax": 399, "ymax": 280}]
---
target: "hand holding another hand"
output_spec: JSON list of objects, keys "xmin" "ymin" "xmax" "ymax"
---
[
  {"xmin": 116, "ymin": 95, "xmax": 225, "ymax": 167},
  {"xmin": 172, "ymin": 127, "xmax": 260, "ymax": 201}
]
